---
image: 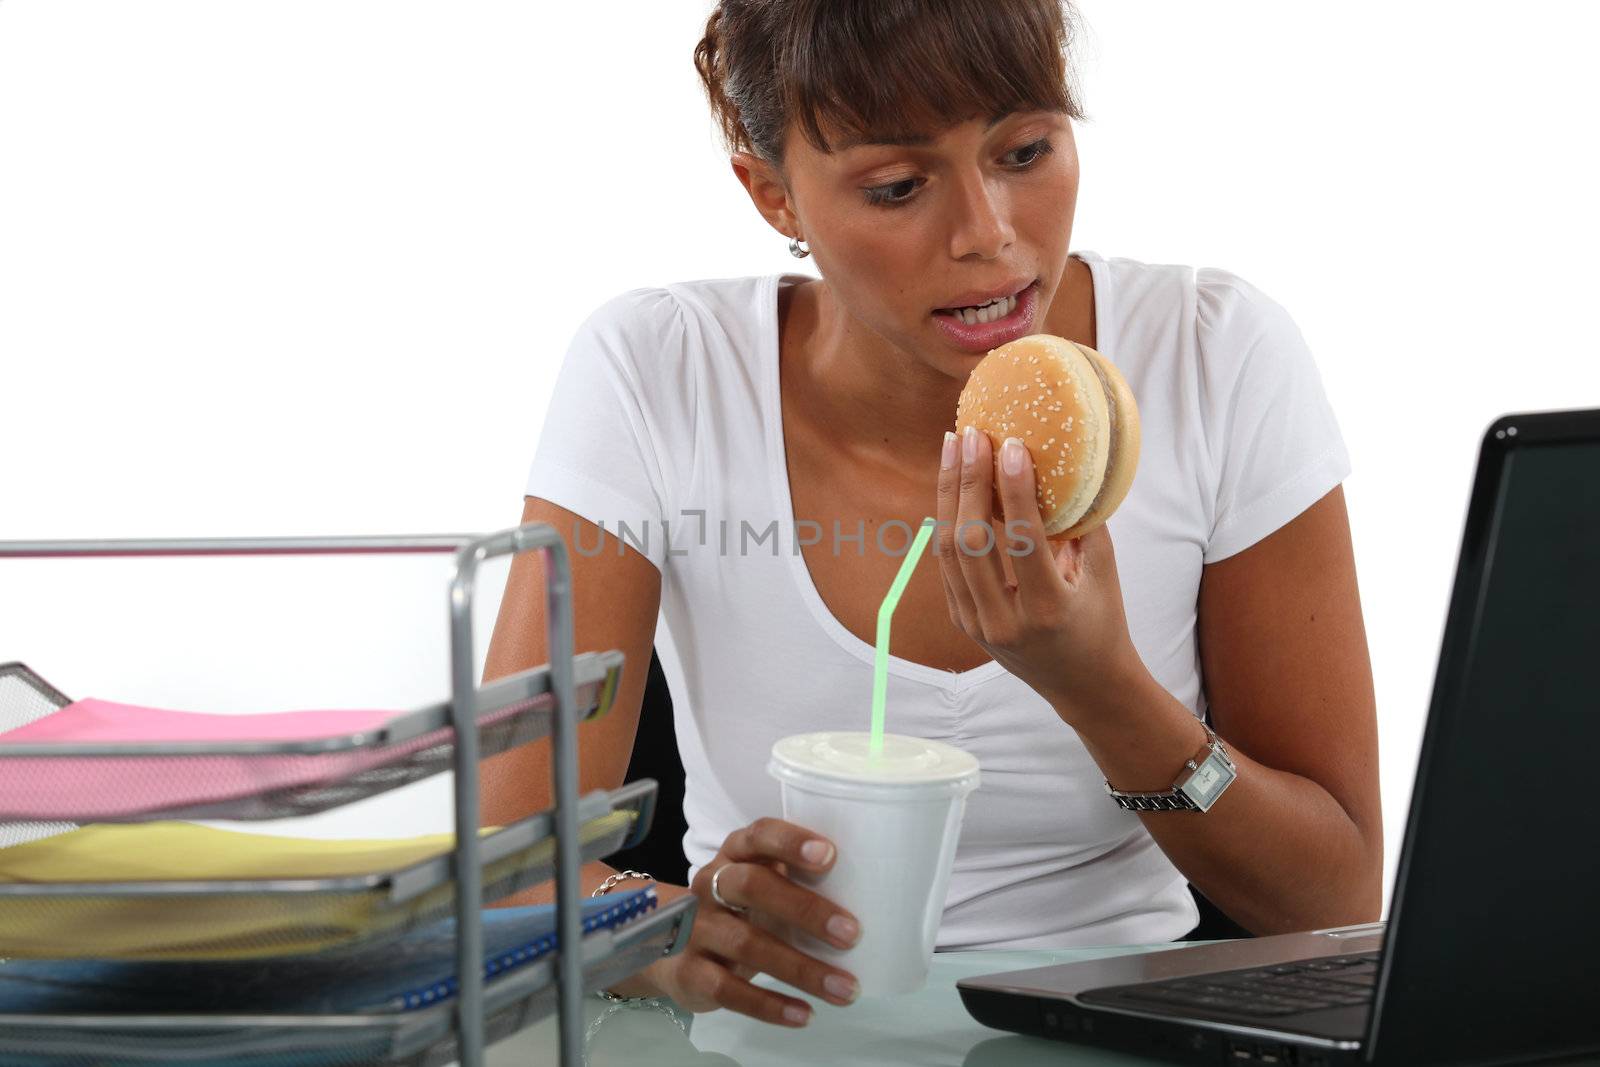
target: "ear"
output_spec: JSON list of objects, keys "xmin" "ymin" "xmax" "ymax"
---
[{"xmin": 730, "ymin": 152, "xmax": 802, "ymax": 240}]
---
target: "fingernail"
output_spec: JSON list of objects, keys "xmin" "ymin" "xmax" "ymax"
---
[
  {"xmin": 825, "ymin": 974, "xmax": 859, "ymax": 1004},
  {"xmin": 940, "ymin": 431, "xmax": 957, "ymax": 470},
  {"xmin": 962, "ymin": 425, "xmax": 978, "ymax": 465},
  {"xmin": 1002, "ymin": 437, "xmax": 1024, "ymax": 476},
  {"xmin": 827, "ymin": 914, "xmax": 860, "ymax": 945},
  {"xmin": 801, "ymin": 839, "xmax": 833, "ymax": 866},
  {"xmin": 784, "ymin": 1003, "xmax": 811, "ymax": 1026}
]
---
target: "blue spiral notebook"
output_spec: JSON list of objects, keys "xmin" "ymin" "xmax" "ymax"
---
[{"xmin": 0, "ymin": 886, "xmax": 657, "ymax": 1015}]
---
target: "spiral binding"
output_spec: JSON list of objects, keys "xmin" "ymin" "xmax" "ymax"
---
[{"xmin": 386, "ymin": 886, "xmax": 660, "ymax": 1012}]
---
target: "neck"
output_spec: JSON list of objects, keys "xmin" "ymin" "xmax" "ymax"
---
[{"xmin": 782, "ymin": 280, "xmax": 961, "ymax": 484}]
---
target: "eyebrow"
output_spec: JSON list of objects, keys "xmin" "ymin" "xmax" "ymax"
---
[{"xmin": 835, "ymin": 111, "xmax": 1011, "ymax": 151}]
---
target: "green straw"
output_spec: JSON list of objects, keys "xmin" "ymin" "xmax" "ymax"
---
[{"xmin": 871, "ymin": 516, "xmax": 937, "ymax": 758}]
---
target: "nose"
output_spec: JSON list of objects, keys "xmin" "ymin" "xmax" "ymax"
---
[{"xmin": 946, "ymin": 169, "xmax": 1015, "ymax": 261}]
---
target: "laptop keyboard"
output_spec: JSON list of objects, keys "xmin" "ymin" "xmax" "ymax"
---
[{"xmin": 1080, "ymin": 952, "xmax": 1379, "ymax": 1019}]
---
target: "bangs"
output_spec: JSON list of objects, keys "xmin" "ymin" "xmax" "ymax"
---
[{"xmin": 780, "ymin": 0, "xmax": 1082, "ymax": 157}]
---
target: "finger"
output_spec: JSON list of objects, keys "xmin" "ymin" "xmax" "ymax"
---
[
  {"xmin": 720, "ymin": 817, "xmax": 837, "ymax": 874},
  {"xmin": 938, "ymin": 558, "xmax": 972, "ymax": 636},
  {"xmin": 994, "ymin": 436, "xmax": 1066, "ymax": 614},
  {"xmin": 936, "ymin": 431, "xmax": 980, "ymax": 633},
  {"xmin": 954, "ymin": 426, "xmax": 1011, "ymax": 628},
  {"xmin": 697, "ymin": 909, "xmax": 860, "ymax": 1006},
  {"xmin": 676, "ymin": 953, "xmax": 815, "ymax": 1027},
  {"xmin": 715, "ymin": 861, "xmax": 862, "ymax": 951}
]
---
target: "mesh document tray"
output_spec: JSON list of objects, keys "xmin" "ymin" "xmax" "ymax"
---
[
  {"xmin": 0, "ymin": 892, "xmax": 697, "ymax": 1067},
  {"xmin": 0, "ymin": 655, "xmax": 623, "ymax": 822},
  {"xmin": 0, "ymin": 526, "xmax": 619, "ymax": 1067},
  {"xmin": 0, "ymin": 887, "xmax": 663, "ymax": 1014},
  {"xmin": 0, "ymin": 780, "xmax": 657, "ymax": 960}
]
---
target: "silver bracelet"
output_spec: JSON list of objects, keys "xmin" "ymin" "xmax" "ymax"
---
[
  {"xmin": 590, "ymin": 870, "xmax": 657, "ymax": 1003},
  {"xmin": 591, "ymin": 869, "xmax": 655, "ymax": 898}
]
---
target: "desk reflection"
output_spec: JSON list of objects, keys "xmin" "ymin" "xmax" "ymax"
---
[{"xmin": 486, "ymin": 944, "xmax": 1185, "ymax": 1067}]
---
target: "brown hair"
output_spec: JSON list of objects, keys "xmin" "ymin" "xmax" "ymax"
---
[{"xmin": 692, "ymin": 0, "xmax": 1085, "ymax": 173}]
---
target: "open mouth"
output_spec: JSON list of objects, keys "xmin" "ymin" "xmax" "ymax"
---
[
  {"xmin": 933, "ymin": 279, "xmax": 1035, "ymax": 324},
  {"xmin": 930, "ymin": 279, "xmax": 1041, "ymax": 352}
]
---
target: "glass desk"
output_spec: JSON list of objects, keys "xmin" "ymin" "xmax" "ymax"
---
[{"xmin": 486, "ymin": 941, "xmax": 1206, "ymax": 1066}]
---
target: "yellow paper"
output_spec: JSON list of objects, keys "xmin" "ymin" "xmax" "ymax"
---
[
  {"xmin": 0, "ymin": 821, "xmax": 487, "ymax": 883},
  {"xmin": 0, "ymin": 811, "xmax": 633, "ymax": 959}
]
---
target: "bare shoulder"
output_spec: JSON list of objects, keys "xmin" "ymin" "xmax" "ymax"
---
[{"xmin": 487, "ymin": 496, "xmax": 661, "ymax": 668}]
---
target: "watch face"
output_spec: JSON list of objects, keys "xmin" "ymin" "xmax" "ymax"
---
[{"xmin": 1180, "ymin": 750, "xmax": 1236, "ymax": 812}]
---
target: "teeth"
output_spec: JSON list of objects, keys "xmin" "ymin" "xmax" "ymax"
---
[{"xmin": 954, "ymin": 293, "xmax": 1016, "ymax": 325}]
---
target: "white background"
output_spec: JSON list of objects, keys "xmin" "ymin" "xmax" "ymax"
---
[{"xmin": 2, "ymin": 1, "xmax": 1597, "ymax": 917}]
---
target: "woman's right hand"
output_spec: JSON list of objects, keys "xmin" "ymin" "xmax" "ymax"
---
[{"xmin": 635, "ymin": 817, "xmax": 863, "ymax": 1026}]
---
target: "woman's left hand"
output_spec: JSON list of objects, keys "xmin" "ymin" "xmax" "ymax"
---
[{"xmin": 934, "ymin": 426, "xmax": 1141, "ymax": 724}]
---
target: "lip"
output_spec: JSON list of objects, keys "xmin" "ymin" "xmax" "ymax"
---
[
  {"xmin": 934, "ymin": 277, "xmax": 1035, "ymax": 312},
  {"xmin": 930, "ymin": 279, "xmax": 1041, "ymax": 353}
]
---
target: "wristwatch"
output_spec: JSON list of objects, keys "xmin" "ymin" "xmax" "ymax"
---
[{"xmin": 1105, "ymin": 719, "xmax": 1237, "ymax": 813}]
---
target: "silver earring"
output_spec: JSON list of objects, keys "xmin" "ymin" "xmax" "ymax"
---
[{"xmin": 788, "ymin": 236, "xmax": 810, "ymax": 258}]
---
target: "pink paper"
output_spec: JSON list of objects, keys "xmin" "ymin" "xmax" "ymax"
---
[
  {"xmin": 0, "ymin": 698, "xmax": 397, "ymax": 744},
  {"xmin": 0, "ymin": 697, "xmax": 534, "ymax": 821}
]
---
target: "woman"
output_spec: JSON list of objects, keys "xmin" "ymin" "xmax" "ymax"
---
[{"xmin": 481, "ymin": 0, "xmax": 1381, "ymax": 1030}]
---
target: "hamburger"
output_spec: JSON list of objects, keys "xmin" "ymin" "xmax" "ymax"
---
[{"xmin": 953, "ymin": 334, "xmax": 1140, "ymax": 541}]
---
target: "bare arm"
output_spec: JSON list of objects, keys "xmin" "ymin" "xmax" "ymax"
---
[
  {"xmin": 478, "ymin": 496, "xmax": 682, "ymax": 907},
  {"xmin": 1070, "ymin": 485, "xmax": 1384, "ymax": 933}
]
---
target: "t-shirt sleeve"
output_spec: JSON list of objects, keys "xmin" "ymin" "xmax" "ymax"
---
[
  {"xmin": 523, "ymin": 287, "xmax": 681, "ymax": 574},
  {"xmin": 1196, "ymin": 270, "xmax": 1352, "ymax": 564}
]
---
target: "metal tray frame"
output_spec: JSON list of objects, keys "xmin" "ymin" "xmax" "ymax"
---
[
  {"xmin": 0, "ymin": 525, "xmax": 657, "ymax": 1067},
  {"xmin": 0, "ymin": 893, "xmax": 698, "ymax": 1067},
  {"xmin": 0, "ymin": 779, "xmax": 657, "ymax": 962},
  {"xmin": 0, "ymin": 663, "xmax": 73, "ymax": 711},
  {"xmin": 0, "ymin": 651, "xmax": 622, "ymax": 822}
]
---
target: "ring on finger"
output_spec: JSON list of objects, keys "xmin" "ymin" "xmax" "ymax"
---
[{"xmin": 709, "ymin": 863, "xmax": 750, "ymax": 915}]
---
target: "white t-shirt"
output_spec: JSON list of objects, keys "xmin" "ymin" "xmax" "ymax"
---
[{"xmin": 524, "ymin": 250, "xmax": 1352, "ymax": 949}]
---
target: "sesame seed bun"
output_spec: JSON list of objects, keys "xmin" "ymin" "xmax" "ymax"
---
[{"xmin": 953, "ymin": 334, "xmax": 1141, "ymax": 540}]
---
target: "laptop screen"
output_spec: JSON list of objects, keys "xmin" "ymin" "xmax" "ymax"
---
[{"xmin": 1369, "ymin": 414, "xmax": 1600, "ymax": 1064}]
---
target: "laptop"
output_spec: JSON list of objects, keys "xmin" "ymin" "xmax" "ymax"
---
[{"xmin": 958, "ymin": 407, "xmax": 1600, "ymax": 1067}]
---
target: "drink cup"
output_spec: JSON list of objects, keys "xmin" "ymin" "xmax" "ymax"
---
[{"xmin": 767, "ymin": 730, "xmax": 980, "ymax": 997}]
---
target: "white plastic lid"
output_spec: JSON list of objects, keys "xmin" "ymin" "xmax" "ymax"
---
[{"xmin": 768, "ymin": 731, "xmax": 980, "ymax": 796}]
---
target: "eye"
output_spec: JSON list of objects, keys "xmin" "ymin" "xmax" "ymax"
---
[
  {"xmin": 862, "ymin": 177, "xmax": 921, "ymax": 208},
  {"xmin": 860, "ymin": 137, "xmax": 1057, "ymax": 209},
  {"xmin": 1005, "ymin": 137, "xmax": 1056, "ymax": 168}
]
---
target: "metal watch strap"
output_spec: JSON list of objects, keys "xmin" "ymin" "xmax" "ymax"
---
[
  {"xmin": 1105, "ymin": 719, "xmax": 1235, "ymax": 812},
  {"xmin": 1110, "ymin": 788, "xmax": 1203, "ymax": 812}
]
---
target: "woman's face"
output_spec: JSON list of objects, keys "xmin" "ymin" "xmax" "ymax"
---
[{"xmin": 739, "ymin": 109, "xmax": 1079, "ymax": 374}]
